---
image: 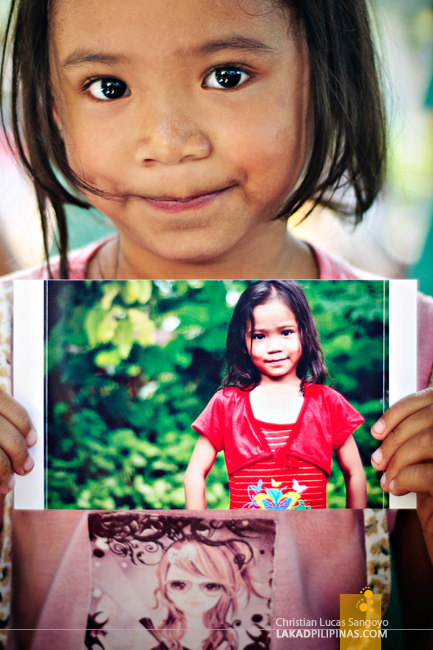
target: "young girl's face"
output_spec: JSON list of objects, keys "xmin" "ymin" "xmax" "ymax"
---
[
  {"xmin": 165, "ymin": 564, "xmax": 224, "ymax": 618},
  {"xmin": 49, "ymin": 0, "xmax": 310, "ymax": 270},
  {"xmin": 247, "ymin": 298, "xmax": 302, "ymax": 383}
]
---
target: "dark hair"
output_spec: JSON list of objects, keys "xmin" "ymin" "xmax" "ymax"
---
[
  {"xmin": 0, "ymin": 0, "xmax": 387, "ymax": 278},
  {"xmin": 222, "ymin": 280, "xmax": 326, "ymax": 392}
]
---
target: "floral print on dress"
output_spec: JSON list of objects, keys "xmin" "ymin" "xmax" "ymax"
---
[{"xmin": 242, "ymin": 478, "xmax": 311, "ymax": 510}]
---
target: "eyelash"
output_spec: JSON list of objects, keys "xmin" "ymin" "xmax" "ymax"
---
[
  {"xmin": 202, "ymin": 64, "xmax": 252, "ymax": 90},
  {"xmin": 83, "ymin": 77, "xmax": 130, "ymax": 101},
  {"xmin": 252, "ymin": 330, "xmax": 294, "ymax": 339},
  {"xmin": 82, "ymin": 63, "xmax": 252, "ymax": 101}
]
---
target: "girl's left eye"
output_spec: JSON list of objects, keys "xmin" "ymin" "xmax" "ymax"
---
[
  {"xmin": 86, "ymin": 78, "xmax": 131, "ymax": 101},
  {"xmin": 282, "ymin": 330, "xmax": 293, "ymax": 336},
  {"xmin": 203, "ymin": 67, "xmax": 250, "ymax": 90},
  {"xmin": 204, "ymin": 582, "xmax": 222, "ymax": 592}
]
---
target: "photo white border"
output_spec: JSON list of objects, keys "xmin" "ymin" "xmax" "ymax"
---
[
  {"xmin": 388, "ymin": 279, "xmax": 417, "ymax": 508},
  {"xmin": 13, "ymin": 280, "xmax": 45, "ymax": 509}
]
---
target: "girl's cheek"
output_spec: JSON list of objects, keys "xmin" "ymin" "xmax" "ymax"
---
[{"xmin": 240, "ymin": 125, "xmax": 307, "ymax": 199}]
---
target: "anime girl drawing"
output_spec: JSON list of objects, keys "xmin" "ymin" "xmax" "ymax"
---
[
  {"xmin": 140, "ymin": 538, "xmax": 265, "ymax": 650},
  {"xmin": 86, "ymin": 514, "xmax": 275, "ymax": 650}
]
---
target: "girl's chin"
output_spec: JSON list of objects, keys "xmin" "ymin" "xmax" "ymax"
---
[
  {"xmin": 183, "ymin": 609, "xmax": 209, "ymax": 618},
  {"xmin": 118, "ymin": 232, "xmax": 243, "ymax": 270}
]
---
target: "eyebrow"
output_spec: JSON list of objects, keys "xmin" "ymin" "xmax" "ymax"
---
[
  {"xmin": 63, "ymin": 51, "xmax": 130, "ymax": 68},
  {"xmin": 251, "ymin": 323, "xmax": 298, "ymax": 332},
  {"xmin": 63, "ymin": 36, "xmax": 275, "ymax": 68},
  {"xmin": 178, "ymin": 36, "xmax": 276, "ymax": 58}
]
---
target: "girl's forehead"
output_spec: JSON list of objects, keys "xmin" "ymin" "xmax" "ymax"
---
[
  {"xmin": 252, "ymin": 298, "xmax": 297, "ymax": 321},
  {"xmin": 166, "ymin": 564, "xmax": 205, "ymax": 582},
  {"xmin": 50, "ymin": 0, "xmax": 291, "ymax": 57}
]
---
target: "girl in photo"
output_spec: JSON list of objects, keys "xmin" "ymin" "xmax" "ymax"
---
[
  {"xmin": 185, "ymin": 280, "xmax": 367, "ymax": 510},
  {"xmin": 0, "ymin": 0, "xmax": 432, "ymax": 645},
  {"xmin": 138, "ymin": 538, "xmax": 264, "ymax": 650}
]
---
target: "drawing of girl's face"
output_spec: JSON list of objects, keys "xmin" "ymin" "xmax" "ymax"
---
[{"xmin": 165, "ymin": 564, "xmax": 225, "ymax": 618}]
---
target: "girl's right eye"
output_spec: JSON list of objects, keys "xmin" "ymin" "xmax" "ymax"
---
[
  {"xmin": 86, "ymin": 78, "xmax": 131, "ymax": 101},
  {"xmin": 203, "ymin": 582, "xmax": 223, "ymax": 593},
  {"xmin": 253, "ymin": 333, "xmax": 265, "ymax": 340}
]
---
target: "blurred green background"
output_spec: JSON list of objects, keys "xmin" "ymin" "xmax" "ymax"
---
[{"xmin": 47, "ymin": 279, "xmax": 388, "ymax": 510}]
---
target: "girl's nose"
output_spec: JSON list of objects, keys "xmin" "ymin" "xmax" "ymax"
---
[
  {"xmin": 267, "ymin": 335, "xmax": 283, "ymax": 352},
  {"xmin": 134, "ymin": 100, "xmax": 212, "ymax": 166}
]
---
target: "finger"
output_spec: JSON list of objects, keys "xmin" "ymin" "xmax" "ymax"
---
[
  {"xmin": 0, "ymin": 390, "xmax": 37, "ymax": 447},
  {"xmin": 0, "ymin": 413, "xmax": 34, "ymax": 476},
  {"xmin": 381, "ymin": 462, "xmax": 433, "ymax": 497},
  {"xmin": 371, "ymin": 409, "xmax": 433, "ymax": 470},
  {"xmin": 371, "ymin": 388, "xmax": 433, "ymax": 440},
  {"xmin": 376, "ymin": 428, "xmax": 433, "ymax": 484},
  {"xmin": 0, "ymin": 448, "xmax": 15, "ymax": 495}
]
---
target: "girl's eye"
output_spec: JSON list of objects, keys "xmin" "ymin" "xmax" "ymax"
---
[
  {"xmin": 203, "ymin": 67, "xmax": 250, "ymax": 90},
  {"xmin": 87, "ymin": 78, "xmax": 131, "ymax": 101},
  {"xmin": 282, "ymin": 330, "xmax": 293, "ymax": 336},
  {"xmin": 169, "ymin": 581, "xmax": 186, "ymax": 591},
  {"xmin": 204, "ymin": 582, "xmax": 222, "ymax": 592},
  {"xmin": 253, "ymin": 333, "xmax": 265, "ymax": 340}
]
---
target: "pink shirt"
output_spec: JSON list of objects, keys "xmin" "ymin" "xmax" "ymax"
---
[{"xmin": 8, "ymin": 239, "xmax": 433, "ymax": 649}]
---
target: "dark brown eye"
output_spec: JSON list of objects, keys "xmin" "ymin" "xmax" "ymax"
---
[
  {"xmin": 204, "ymin": 67, "xmax": 249, "ymax": 89},
  {"xmin": 88, "ymin": 78, "xmax": 130, "ymax": 100}
]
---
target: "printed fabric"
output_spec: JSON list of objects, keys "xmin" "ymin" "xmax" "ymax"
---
[
  {"xmin": 0, "ymin": 282, "xmax": 13, "ymax": 649},
  {"xmin": 364, "ymin": 509, "xmax": 391, "ymax": 615}
]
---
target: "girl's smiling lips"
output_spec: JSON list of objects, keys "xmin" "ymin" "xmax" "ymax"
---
[{"xmin": 142, "ymin": 187, "xmax": 233, "ymax": 213}]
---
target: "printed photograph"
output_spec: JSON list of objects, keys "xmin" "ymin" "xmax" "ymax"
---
[
  {"xmin": 85, "ymin": 514, "xmax": 276, "ymax": 650},
  {"xmin": 45, "ymin": 279, "xmax": 388, "ymax": 510}
]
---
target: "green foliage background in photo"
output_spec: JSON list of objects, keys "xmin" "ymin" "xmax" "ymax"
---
[{"xmin": 46, "ymin": 280, "xmax": 388, "ymax": 510}]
